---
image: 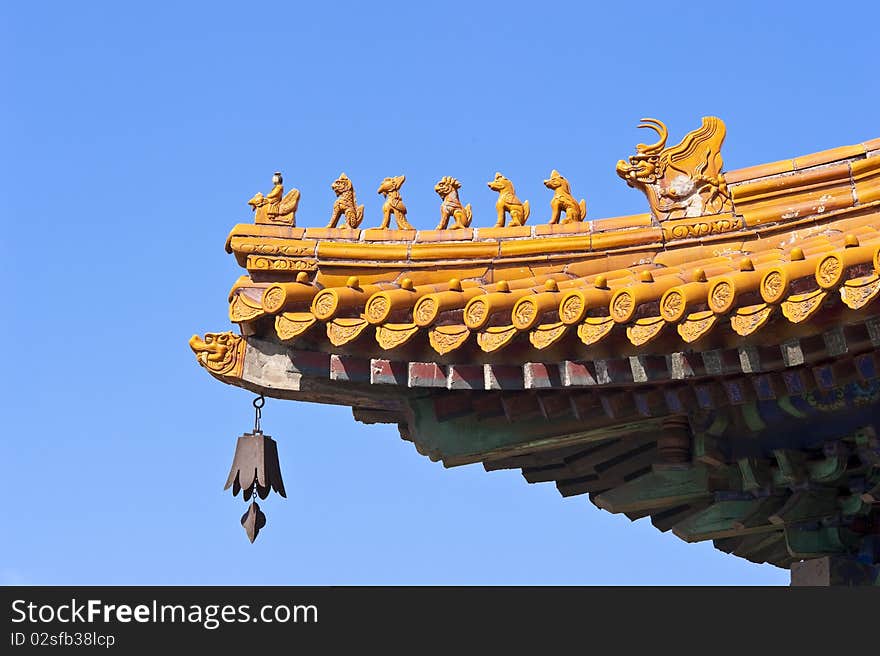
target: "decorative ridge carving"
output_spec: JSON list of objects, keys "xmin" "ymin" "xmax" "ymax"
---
[
  {"xmin": 487, "ymin": 173, "xmax": 530, "ymax": 227},
  {"xmin": 616, "ymin": 117, "xmax": 731, "ymax": 221},
  {"xmin": 435, "ymin": 177, "xmax": 473, "ymax": 230},
  {"xmin": 248, "ymin": 172, "xmax": 300, "ymax": 226},
  {"xmin": 327, "ymin": 173, "xmax": 365, "ymax": 229},
  {"xmin": 377, "ymin": 176, "xmax": 413, "ymax": 230},
  {"xmin": 544, "ymin": 170, "xmax": 587, "ymax": 224}
]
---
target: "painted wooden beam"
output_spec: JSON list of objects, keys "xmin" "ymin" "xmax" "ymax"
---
[
  {"xmin": 769, "ymin": 489, "xmax": 839, "ymax": 526},
  {"xmin": 593, "ymin": 467, "xmax": 712, "ymax": 514},
  {"xmin": 784, "ymin": 526, "xmax": 850, "ymax": 559},
  {"xmin": 671, "ymin": 499, "xmax": 782, "ymax": 543}
]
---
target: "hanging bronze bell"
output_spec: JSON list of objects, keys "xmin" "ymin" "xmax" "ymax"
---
[
  {"xmin": 224, "ymin": 431, "xmax": 287, "ymax": 501},
  {"xmin": 225, "ymin": 395, "xmax": 286, "ymax": 542}
]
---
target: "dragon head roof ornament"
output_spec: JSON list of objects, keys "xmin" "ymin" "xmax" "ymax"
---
[{"xmin": 616, "ymin": 116, "xmax": 731, "ymax": 221}]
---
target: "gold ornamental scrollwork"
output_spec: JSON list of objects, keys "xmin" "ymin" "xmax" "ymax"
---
[
  {"xmin": 840, "ymin": 274, "xmax": 880, "ymax": 310},
  {"xmin": 415, "ymin": 298, "xmax": 438, "ymax": 325},
  {"xmin": 577, "ymin": 316, "xmax": 614, "ymax": 345},
  {"xmin": 428, "ymin": 325, "xmax": 471, "ymax": 354},
  {"xmin": 677, "ymin": 311, "xmax": 717, "ymax": 343},
  {"xmin": 660, "ymin": 290, "xmax": 685, "ymax": 322},
  {"xmin": 664, "ymin": 216, "xmax": 738, "ymax": 241},
  {"xmin": 375, "ymin": 323, "xmax": 420, "ymax": 350},
  {"xmin": 366, "ymin": 296, "xmax": 390, "ymax": 323},
  {"xmin": 477, "ymin": 326, "xmax": 518, "ymax": 353},
  {"xmin": 465, "ymin": 299, "xmax": 487, "ymax": 327},
  {"xmin": 730, "ymin": 303, "xmax": 774, "ymax": 336},
  {"xmin": 327, "ymin": 318, "xmax": 369, "ymax": 346},
  {"xmin": 560, "ymin": 294, "xmax": 584, "ymax": 324},
  {"xmin": 529, "ymin": 323, "xmax": 568, "ymax": 350},
  {"xmin": 275, "ymin": 312, "xmax": 317, "ymax": 341},
  {"xmin": 781, "ymin": 289, "xmax": 827, "ymax": 323},
  {"xmin": 611, "ymin": 292, "xmax": 635, "ymax": 322},
  {"xmin": 816, "ymin": 255, "xmax": 844, "ymax": 290},
  {"xmin": 312, "ymin": 291, "xmax": 337, "ymax": 319},
  {"xmin": 229, "ymin": 292, "xmax": 265, "ymax": 323},
  {"xmin": 189, "ymin": 332, "xmax": 245, "ymax": 378},
  {"xmin": 247, "ymin": 255, "xmax": 318, "ymax": 272},
  {"xmin": 761, "ymin": 270, "xmax": 787, "ymax": 304},
  {"xmin": 708, "ymin": 280, "xmax": 734, "ymax": 314},
  {"xmin": 626, "ymin": 317, "xmax": 665, "ymax": 346},
  {"xmin": 513, "ymin": 300, "xmax": 536, "ymax": 329},
  {"xmin": 262, "ymin": 287, "xmax": 285, "ymax": 313}
]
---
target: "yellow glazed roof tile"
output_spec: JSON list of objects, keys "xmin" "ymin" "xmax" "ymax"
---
[{"xmin": 216, "ymin": 120, "xmax": 880, "ymax": 359}]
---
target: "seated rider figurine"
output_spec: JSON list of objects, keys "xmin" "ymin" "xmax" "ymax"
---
[{"xmin": 248, "ymin": 172, "xmax": 300, "ymax": 226}]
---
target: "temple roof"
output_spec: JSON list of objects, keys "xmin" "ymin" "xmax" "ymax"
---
[{"xmin": 192, "ymin": 119, "xmax": 880, "ymax": 573}]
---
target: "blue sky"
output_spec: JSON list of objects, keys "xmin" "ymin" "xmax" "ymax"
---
[{"xmin": 2, "ymin": 1, "xmax": 877, "ymax": 585}]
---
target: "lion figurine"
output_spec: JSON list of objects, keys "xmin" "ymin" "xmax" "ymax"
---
[
  {"xmin": 434, "ymin": 176, "xmax": 473, "ymax": 230},
  {"xmin": 327, "ymin": 172, "xmax": 365, "ymax": 229}
]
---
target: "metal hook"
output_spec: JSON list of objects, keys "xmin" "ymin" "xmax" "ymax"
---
[{"xmin": 253, "ymin": 394, "xmax": 265, "ymax": 433}]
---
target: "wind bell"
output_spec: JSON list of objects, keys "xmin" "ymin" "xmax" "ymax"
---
[{"xmin": 224, "ymin": 395, "xmax": 286, "ymax": 542}]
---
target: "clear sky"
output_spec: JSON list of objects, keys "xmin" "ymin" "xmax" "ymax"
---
[{"xmin": 2, "ymin": 1, "xmax": 877, "ymax": 585}]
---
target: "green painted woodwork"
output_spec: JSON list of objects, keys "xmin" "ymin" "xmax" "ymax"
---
[
  {"xmin": 839, "ymin": 493, "xmax": 871, "ymax": 516},
  {"xmin": 671, "ymin": 498, "xmax": 781, "ymax": 543},
  {"xmin": 768, "ymin": 489, "xmax": 839, "ymax": 525},
  {"xmin": 737, "ymin": 457, "xmax": 772, "ymax": 492},
  {"xmin": 742, "ymin": 403, "xmax": 767, "ymax": 432},
  {"xmin": 721, "ymin": 531, "xmax": 784, "ymax": 559},
  {"xmin": 407, "ymin": 397, "xmax": 662, "ymax": 466},
  {"xmin": 777, "ymin": 396, "xmax": 808, "ymax": 419},
  {"xmin": 772, "ymin": 449, "xmax": 807, "ymax": 485},
  {"xmin": 593, "ymin": 467, "xmax": 712, "ymax": 514},
  {"xmin": 784, "ymin": 527, "xmax": 850, "ymax": 559},
  {"xmin": 731, "ymin": 496, "xmax": 787, "ymax": 531},
  {"xmin": 706, "ymin": 414, "xmax": 729, "ymax": 437},
  {"xmin": 693, "ymin": 433, "xmax": 725, "ymax": 468},
  {"xmin": 807, "ymin": 453, "xmax": 848, "ymax": 483}
]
